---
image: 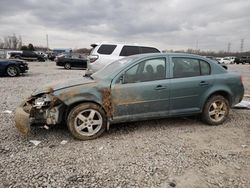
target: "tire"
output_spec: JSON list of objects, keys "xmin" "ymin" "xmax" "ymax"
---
[
  {"xmin": 202, "ymin": 95, "xmax": 229, "ymax": 125},
  {"xmin": 64, "ymin": 63, "xmax": 71, "ymax": 69},
  {"xmin": 38, "ymin": 58, "xmax": 45, "ymax": 62},
  {"xmin": 6, "ymin": 65, "xmax": 20, "ymax": 77},
  {"xmin": 67, "ymin": 103, "xmax": 107, "ymax": 140}
]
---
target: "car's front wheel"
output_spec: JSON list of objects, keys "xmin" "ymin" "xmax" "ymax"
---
[
  {"xmin": 67, "ymin": 103, "xmax": 107, "ymax": 140},
  {"xmin": 64, "ymin": 63, "xmax": 71, "ymax": 69},
  {"xmin": 202, "ymin": 95, "xmax": 229, "ymax": 125},
  {"xmin": 6, "ymin": 65, "xmax": 20, "ymax": 77}
]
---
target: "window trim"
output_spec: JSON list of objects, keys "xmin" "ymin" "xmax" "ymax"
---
[
  {"xmin": 97, "ymin": 44, "xmax": 117, "ymax": 55},
  {"xmin": 171, "ymin": 57, "xmax": 211, "ymax": 78},
  {"xmin": 121, "ymin": 57, "xmax": 167, "ymax": 84},
  {"xmin": 119, "ymin": 45, "xmax": 140, "ymax": 56}
]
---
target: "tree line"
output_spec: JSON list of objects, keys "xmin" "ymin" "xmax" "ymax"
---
[
  {"xmin": 1, "ymin": 34, "xmax": 249, "ymax": 57},
  {"xmin": 0, "ymin": 34, "xmax": 37, "ymax": 51}
]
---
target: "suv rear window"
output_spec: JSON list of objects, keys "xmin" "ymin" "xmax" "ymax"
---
[
  {"xmin": 119, "ymin": 46, "xmax": 140, "ymax": 56},
  {"xmin": 140, "ymin": 47, "xmax": 160, "ymax": 53},
  {"xmin": 97, "ymin": 44, "xmax": 117, "ymax": 55}
]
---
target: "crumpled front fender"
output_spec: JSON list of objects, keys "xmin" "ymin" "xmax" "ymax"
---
[{"xmin": 15, "ymin": 105, "xmax": 31, "ymax": 135}]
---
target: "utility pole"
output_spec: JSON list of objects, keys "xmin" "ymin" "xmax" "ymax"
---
[
  {"xmin": 46, "ymin": 34, "xmax": 49, "ymax": 51},
  {"xmin": 227, "ymin": 42, "xmax": 231, "ymax": 53},
  {"xmin": 240, "ymin": 39, "xmax": 244, "ymax": 52}
]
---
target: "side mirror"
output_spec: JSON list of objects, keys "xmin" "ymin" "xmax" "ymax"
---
[
  {"xmin": 119, "ymin": 73, "xmax": 127, "ymax": 84},
  {"xmin": 120, "ymin": 74, "xmax": 126, "ymax": 84}
]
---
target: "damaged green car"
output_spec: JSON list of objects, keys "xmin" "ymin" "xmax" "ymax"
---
[{"xmin": 15, "ymin": 53, "xmax": 244, "ymax": 140}]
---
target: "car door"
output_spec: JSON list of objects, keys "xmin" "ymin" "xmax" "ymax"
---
[
  {"xmin": 70, "ymin": 56, "xmax": 78, "ymax": 67},
  {"xmin": 75, "ymin": 57, "xmax": 85, "ymax": 68},
  {"xmin": 111, "ymin": 57, "xmax": 170, "ymax": 122},
  {"xmin": 169, "ymin": 56, "xmax": 214, "ymax": 115}
]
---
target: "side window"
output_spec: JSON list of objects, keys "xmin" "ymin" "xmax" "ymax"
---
[
  {"xmin": 124, "ymin": 58, "xmax": 166, "ymax": 83},
  {"xmin": 200, "ymin": 60, "xmax": 211, "ymax": 75},
  {"xmin": 172, "ymin": 58, "xmax": 200, "ymax": 78},
  {"xmin": 119, "ymin": 46, "xmax": 140, "ymax": 56},
  {"xmin": 140, "ymin": 47, "xmax": 160, "ymax": 54},
  {"xmin": 97, "ymin": 44, "xmax": 117, "ymax": 55}
]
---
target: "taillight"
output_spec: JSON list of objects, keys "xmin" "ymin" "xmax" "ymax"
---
[
  {"xmin": 240, "ymin": 75, "xmax": 243, "ymax": 84},
  {"xmin": 89, "ymin": 55, "xmax": 99, "ymax": 63}
]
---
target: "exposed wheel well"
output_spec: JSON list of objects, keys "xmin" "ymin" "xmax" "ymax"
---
[
  {"xmin": 206, "ymin": 91, "xmax": 232, "ymax": 107},
  {"xmin": 63, "ymin": 101, "xmax": 106, "ymax": 122},
  {"xmin": 5, "ymin": 64, "xmax": 18, "ymax": 71}
]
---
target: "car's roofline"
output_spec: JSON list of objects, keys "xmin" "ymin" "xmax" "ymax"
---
[
  {"xmin": 90, "ymin": 42, "xmax": 159, "ymax": 48},
  {"xmin": 124, "ymin": 52, "xmax": 209, "ymax": 60}
]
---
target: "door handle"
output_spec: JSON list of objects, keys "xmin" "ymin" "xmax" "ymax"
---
[
  {"xmin": 155, "ymin": 85, "xmax": 166, "ymax": 90},
  {"xmin": 199, "ymin": 81, "xmax": 209, "ymax": 86}
]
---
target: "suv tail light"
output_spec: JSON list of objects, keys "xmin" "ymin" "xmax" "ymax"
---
[{"xmin": 89, "ymin": 55, "xmax": 99, "ymax": 63}]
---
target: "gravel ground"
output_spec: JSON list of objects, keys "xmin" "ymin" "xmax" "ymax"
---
[{"xmin": 0, "ymin": 62, "xmax": 249, "ymax": 188}]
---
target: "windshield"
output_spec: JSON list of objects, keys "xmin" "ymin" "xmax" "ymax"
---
[{"xmin": 92, "ymin": 56, "xmax": 135, "ymax": 80}]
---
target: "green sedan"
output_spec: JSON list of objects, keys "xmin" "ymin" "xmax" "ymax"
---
[{"xmin": 15, "ymin": 53, "xmax": 244, "ymax": 140}]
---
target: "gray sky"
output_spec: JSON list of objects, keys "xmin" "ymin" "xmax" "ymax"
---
[{"xmin": 0, "ymin": 0, "xmax": 250, "ymax": 51}]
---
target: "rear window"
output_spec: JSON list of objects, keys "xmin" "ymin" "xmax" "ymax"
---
[
  {"xmin": 97, "ymin": 44, "xmax": 117, "ymax": 55},
  {"xmin": 172, "ymin": 57, "xmax": 211, "ymax": 78},
  {"xmin": 119, "ymin": 46, "xmax": 140, "ymax": 56},
  {"xmin": 140, "ymin": 47, "xmax": 160, "ymax": 53}
]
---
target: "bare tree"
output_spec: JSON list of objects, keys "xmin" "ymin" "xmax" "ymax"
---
[
  {"xmin": 3, "ymin": 36, "xmax": 11, "ymax": 49},
  {"xmin": 1, "ymin": 34, "xmax": 21, "ymax": 49},
  {"xmin": 17, "ymin": 35, "xmax": 22, "ymax": 49},
  {"xmin": 0, "ymin": 38, "xmax": 4, "ymax": 48},
  {"xmin": 12, "ymin": 34, "xmax": 18, "ymax": 49}
]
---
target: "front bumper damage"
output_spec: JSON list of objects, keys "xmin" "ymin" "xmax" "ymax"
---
[{"xmin": 14, "ymin": 93, "xmax": 64, "ymax": 135}]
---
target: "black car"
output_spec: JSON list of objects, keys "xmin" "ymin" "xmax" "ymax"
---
[
  {"xmin": 55, "ymin": 54, "xmax": 87, "ymax": 69},
  {"xmin": 0, "ymin": 59, "xmax": 29, "ymax": 77},
  {"xmin": 240, "ymin": 56, "xmax": 250, "ymax": 64},
  {"xmin": 9, "ymin": 51, "xmax": 45, "ymax": 62}
]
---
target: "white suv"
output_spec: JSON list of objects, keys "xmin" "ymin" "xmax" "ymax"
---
[
  {"xmin": 219, "ymin": 56, "xmax": 236, "ymax": 64},
  {"xmin": 88, "ymin": 43, "xmax": 160, "ymax": 72}
]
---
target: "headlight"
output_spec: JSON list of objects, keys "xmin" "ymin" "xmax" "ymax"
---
[{"xmin": 34, "ymin": 94, "xmax": 51, "ymax": 109}]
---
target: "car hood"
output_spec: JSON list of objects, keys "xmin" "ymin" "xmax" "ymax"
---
[{"xmin": 32, "ymin": 77, "xmax": 95, "ymax": 96}]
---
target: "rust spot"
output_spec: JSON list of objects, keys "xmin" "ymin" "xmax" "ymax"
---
[
  {"xmin": 112, "ymin": 87, "xmax": 143, "ymax": 106},
  {"xmin": 47, "ymin": 87, "xmax": 54, "ymax": 94},
  {"xmin": 15, "ymin": 106, "xmax": 31, "ymax": 135},
  {"xmin": 102, "ymin": 88, "xmax": 113, "ymax": 117},
  {"xmin": 58, "ymin": 88, "xmax": 80, "ymax": 101}
]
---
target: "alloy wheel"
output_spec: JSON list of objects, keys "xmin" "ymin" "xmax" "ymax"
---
[
  {"xmin": 7, "ymin": 66, "xmax": 18, "ymax": 77},
  {"xmin": 74, "ymin": 109, "xmax": 103, "ymax": 136},
  {"xmin": 208, "ymin": 100, "xmax": 227, "ymax": 122}
]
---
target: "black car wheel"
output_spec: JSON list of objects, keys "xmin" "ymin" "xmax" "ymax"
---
[
  {"xmin": 67, "ymin": 103, "xmax": 107, "ymax": 140},
  {"xmin": 64, "ymin": 63, "xmax": 71, "ymax": 69},
  {"xmin": 202, "ymin": 95, "xmax": 229, "ymax": 125},
  {"xmin": 6, "ymin": 65, "xmax": 20, "ymax": 77},
  {"xmin": 14, "ymin": 56, "xmax": 21, "ymax": 59},
  {"xmin": 38, "ymin": 58, "xmax": 45, "ymax": 62}
]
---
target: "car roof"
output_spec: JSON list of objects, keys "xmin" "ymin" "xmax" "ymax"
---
[
  {"xmin": 125, "ymin": 52, "xmax": 208, "ymax": 60},
  {"xmin": 91, "ymin": 42, "xmax": 158, "ymax": 48}
]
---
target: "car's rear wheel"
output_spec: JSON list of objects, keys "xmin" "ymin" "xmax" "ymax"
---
[
  {"xmin": 6, "ymin": 65, "xmax": 20, "ymax": 77},
  {"xmin": 67, "ymin": 103, "xmax": 107, "ymax": 140},
  {"xmin": 14, "ymin": 56, "xmax": 21, "ymax": 59},
  {"xmin": 202, "ymin": 95, "xmax": 229, "ymax": 125},
  {"xmin": 64, "ymin": 63, "xmax": 71, "ymax": 69}
]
